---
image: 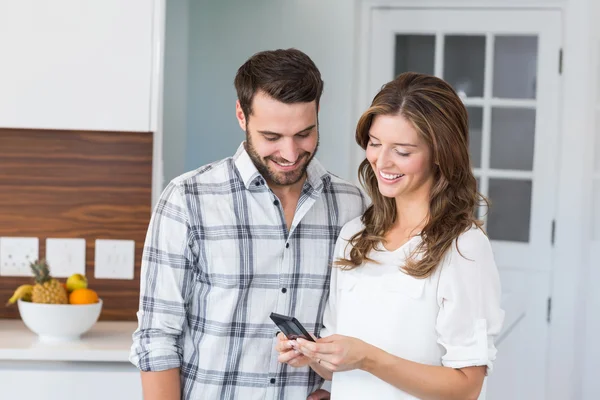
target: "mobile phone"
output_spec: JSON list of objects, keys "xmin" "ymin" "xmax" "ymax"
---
[{"xmin": 269, "ymin": 312, "xmax": 315, "ymax": 342}]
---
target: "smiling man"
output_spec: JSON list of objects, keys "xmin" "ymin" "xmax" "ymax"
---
[{"xmin": 130, "ymin": 48, "xmax": 367, "ymax": 400}]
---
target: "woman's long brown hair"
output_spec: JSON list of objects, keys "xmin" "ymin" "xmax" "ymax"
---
[{"xmin": 337, "ymin": 72, "xmax": 487, "ymax": 278}]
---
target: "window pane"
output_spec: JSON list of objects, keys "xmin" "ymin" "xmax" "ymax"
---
[
  {"xmin": 493, "ymin": 35, "xmax": 538, "ymax": 99},
  {"xmin": 394, "ymin": 35, "xmax": 435, "ymax": 77},
  {"xmin": 488, "ymin": 179, "xmax": 532, "ymax": 242},
  {"xmin": 490, "ymin": 108, "xmax": 536, "ymax": 171},
  {"xmin": 444, "ymin": 35, "xmax": 485, "ymax": 98}
]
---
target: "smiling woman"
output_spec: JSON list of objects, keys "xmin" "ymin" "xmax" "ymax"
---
[
  {"xmin": 351, "ymin": 72, "xmax": 481, "ymax": 278},
  {"xmin": 276, "ymin": 72, "xmax": 504, "ymax": 400}
]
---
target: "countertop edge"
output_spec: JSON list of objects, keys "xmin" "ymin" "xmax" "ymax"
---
[{"xmin": 0, "ymin": 320, "xmax": 137, "ymax": 363}]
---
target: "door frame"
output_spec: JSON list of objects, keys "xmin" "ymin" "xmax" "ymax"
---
[
  {"xmin": 150, "ymin": 0, "xmax": 166, "ymax": 207},
  {"xmin": 352, "ymin": 1, "xmax": 591, "ymax": 399},
  {"xmin": 583, "ymin": 3, "xmax": 600, "ymax": 397}
]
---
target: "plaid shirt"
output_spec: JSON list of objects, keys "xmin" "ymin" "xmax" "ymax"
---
[{"xmin": 130, "ymin": 143, "xmax": 367, "ymax": 399}]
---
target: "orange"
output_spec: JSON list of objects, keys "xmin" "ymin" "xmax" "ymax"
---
[{"xmin": 69, "ymin": 288, "xmax": 99, "ymax": 305}]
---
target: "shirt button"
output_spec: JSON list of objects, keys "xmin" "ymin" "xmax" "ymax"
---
[
  {"xmin": 285, "ymin": 243, "xmax": 289, "ymax": 249},
  {"xmin": 281, "ymin": 288, "xmax": 287, "ymax": 293},
  {"xmin": 270, "ymin": 378, "xmax": 276, "ymax": 384},
  {"xmin": 273, "ymin": 199, "xmax": 279, "ymax": 206}
]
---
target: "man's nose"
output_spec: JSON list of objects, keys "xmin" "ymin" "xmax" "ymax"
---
[{"xmin": 279, "ymin": 140, "xmax": 300, "ymax": 163}]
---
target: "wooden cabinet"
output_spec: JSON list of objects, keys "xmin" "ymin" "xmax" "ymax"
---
[{"xmin": 0, "ymin": 0, "xmax": 160, "ymax": 132}]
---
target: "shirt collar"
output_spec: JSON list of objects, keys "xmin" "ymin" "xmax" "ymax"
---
[{"xmin": 233, "ymin": 142, "xmax": 330, "ymax": 191}]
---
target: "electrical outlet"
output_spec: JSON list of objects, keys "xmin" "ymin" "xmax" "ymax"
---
[
  {"xmin": 0, "ymin": 237, "xmax": 39, "ymax": 277},
  {"xmin": 94, "ymin": 239, "xmax": 135, "ymax": 280},
  {"xmin": 45, "ymin": 238, "xmax": 86, "ymax": 278}
]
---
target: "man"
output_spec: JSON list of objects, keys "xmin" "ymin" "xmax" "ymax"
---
[{"xmin": 130, "ymin": 48, "xmax": 366, "ymax": 399}]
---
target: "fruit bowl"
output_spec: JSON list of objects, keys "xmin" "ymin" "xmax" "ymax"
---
[{"xmin": 17, "ymin": 298, "xmax": 103, "ymax": 342}]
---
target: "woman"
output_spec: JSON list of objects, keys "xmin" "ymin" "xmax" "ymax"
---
[{"xmin": 275, "ymin": 72, "xmax": 504, "ymax": 400}]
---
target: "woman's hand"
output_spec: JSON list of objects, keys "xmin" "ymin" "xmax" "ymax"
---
[
  {"xmin": 275, "ymin": 332, "xmax": 311, "ymax": 368},
  {"xmin": 292, "ymin": 335, "xmax": 371, "ymax": 372}
]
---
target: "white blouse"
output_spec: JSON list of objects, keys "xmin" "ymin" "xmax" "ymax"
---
[{"xmin": 321, "ymin": 217, "xmax": 505, "ymax": 400}]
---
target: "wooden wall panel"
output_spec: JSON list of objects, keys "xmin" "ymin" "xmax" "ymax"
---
[{"xmin": 0, "ymin": 129, "xmax": 153, "ymax": 321}]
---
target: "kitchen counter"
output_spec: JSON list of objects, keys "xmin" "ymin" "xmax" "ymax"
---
[
  {"xmin": 0, "ymin": 319, "xmax": 137, "ymax": 362},
  {"xmin": 1, "ymin": 294, "xmax": 525, "ymax": 361},
  {"xmin": 0, "ymin": 320, "xmax": 142, "ymax": 400}
]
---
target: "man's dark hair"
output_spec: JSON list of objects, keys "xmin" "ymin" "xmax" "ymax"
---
[{"xmin": 234, "ymin": 48, "xmax": 324, "ymax": 121}]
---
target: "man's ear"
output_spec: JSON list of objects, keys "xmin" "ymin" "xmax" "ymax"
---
[{"xmin": 235, "ymin": 100, "xmax": 247, "ymax": 131}]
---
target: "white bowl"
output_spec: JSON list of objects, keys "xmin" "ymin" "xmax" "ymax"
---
[{"xmin": 17, "ymin": 299, "xmax": 103, "ymax": 342}]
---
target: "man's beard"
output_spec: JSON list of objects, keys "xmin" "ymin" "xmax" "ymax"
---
[{"xmin": 245, "ymin": 130, "xmax": 319, "ymax": 186}]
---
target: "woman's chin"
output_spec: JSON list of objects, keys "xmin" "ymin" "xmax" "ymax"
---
[{"xmin": 377, "ymin": 187, "xmax": 401, "ymax": 199}]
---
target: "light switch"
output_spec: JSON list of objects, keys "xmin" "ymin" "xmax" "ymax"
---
[
  {"xmin": 94, "ymin": 239, "xmax": 135, "ymax": 280},
  {"xmin": 45, "ymin": 238, "xmax": 86, "ymax": 278},
  {"xmin": 0, "ymin": 237, "xmax": 39, "ymax": 277}
]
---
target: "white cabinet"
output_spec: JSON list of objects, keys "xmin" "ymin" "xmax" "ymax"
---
[
  {"xmin": 0, "ymin": 320, "xmax": 143, "ymax": 400},
  {"xmin": 0, "ymin": 361, "xmax": 143, "ymax": 400},
  {"xmin": 0, "ymin": 0, "xmax": 159, "ymax": 132}
]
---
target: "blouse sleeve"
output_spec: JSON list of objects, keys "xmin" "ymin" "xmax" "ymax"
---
[{"xmin": 435, "ymin": 228, "xmax": 505, "ymax": 373}]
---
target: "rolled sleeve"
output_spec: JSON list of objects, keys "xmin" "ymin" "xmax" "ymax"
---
[
  {"xmin": 129, "ymin": 181, "xmax": 197, "ymax": 372},
  {"xmin": 435, "ymin": 229, "xmax": 505, "ymax": 373}
]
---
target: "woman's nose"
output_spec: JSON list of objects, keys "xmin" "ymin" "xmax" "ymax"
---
[{"xmin": 376, "ymin": 148, "xmax": 391, "ymax": 169}]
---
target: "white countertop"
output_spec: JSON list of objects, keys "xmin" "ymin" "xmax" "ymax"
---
[
  {"xmin": 0, "ymin": 320, "xmax": 137, "ymax": 362},
  {"xmin": 0, "ymin": 293, "xmax": 524, "ymax": 362}
]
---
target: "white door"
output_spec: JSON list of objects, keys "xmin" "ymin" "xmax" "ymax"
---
[{"xmin": 363, "ymin": 7, "xmax": 562, "ymax": 399}]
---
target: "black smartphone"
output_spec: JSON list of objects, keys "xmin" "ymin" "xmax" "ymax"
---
[{"xmin": 269, "ymin": 312, "xmax": 315, "ymax": 342}]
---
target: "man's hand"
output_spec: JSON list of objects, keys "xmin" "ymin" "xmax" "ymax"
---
[{"xmin": 307, "ymin": 388, "xmax": 331, "ymax": 400}]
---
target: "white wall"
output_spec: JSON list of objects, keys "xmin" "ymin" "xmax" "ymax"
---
[
  {"xmin": 184, "ymin": 0, "xmax": 359, "ymax": 182},
  {"xmin": 162, "ymin": 0, "xmax": 189, "ymax": 184}
]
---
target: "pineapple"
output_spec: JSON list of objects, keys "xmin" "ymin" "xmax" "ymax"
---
[{"xmin": 30, "ymin": 259, "xmax": 68, "ymax": 304}]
